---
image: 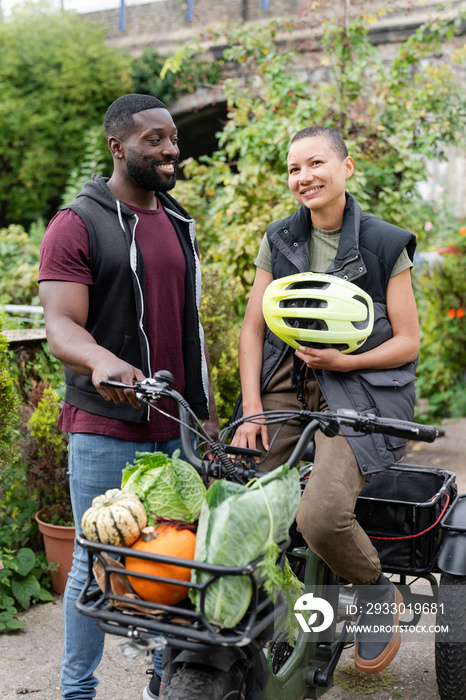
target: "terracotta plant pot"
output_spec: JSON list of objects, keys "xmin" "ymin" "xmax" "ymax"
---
[{"xmin": 35, "ymin": 509, "xmax": 75, "ymax": 594}]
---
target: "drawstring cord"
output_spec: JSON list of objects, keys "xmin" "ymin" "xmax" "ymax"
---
[{"xmin": 291, "ymin": 355, "xmax": 308, "ymax": 410}]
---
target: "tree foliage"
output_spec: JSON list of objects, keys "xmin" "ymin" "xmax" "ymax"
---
[
  {"xmin": 60, "ymin": 126, "xmax": 112, "ymax": 207},
  {"xmin": 0, "ymin": 319, "xmax": 19, "ymax": 469},
  {"xmin": 199, "ymin": 266, "xmax": 242, "ymax": 425},
  {"xmin": 132, "ymin": 46, "xmax": 222, "ymax": 106},
  {"xmin": 415, "ymin": 228, "xmax": 466, "ymax": 420},
  {"xmin": 169, "ymin": 10, "xmax": 466, "ymax": 308},
  {"xmin": 164, "ymin": 7, "xmax": 466, "ymax": 419},
  {"xmin": 0, "ymin": 2, "xmax": 132, "ymax": 227},
  {"xmin": 0, "ymin": 223, "xmax": 43, "ymax": 312}
]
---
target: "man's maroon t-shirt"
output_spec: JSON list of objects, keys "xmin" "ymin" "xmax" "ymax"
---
[{"xmin": 39, "ymin": 202, "xmax": 186, "ymax": 441}]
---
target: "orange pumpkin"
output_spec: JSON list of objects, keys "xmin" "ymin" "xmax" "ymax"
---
[{"xmin": 126, "ymin": 524, "xmax": 196, "ymax": 605}]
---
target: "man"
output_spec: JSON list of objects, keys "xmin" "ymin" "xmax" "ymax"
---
[
  {"xmin": 232, "ymin": 126, "xmax": 419, "ymax": 674},
  {"xmin": 39, "ymin": 93, "xmax": 219, "ymax": 700}
]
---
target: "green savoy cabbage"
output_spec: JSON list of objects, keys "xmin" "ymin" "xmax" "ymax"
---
[
  {"xmin": 121, "ymin": 450, "xmax": 206, "ymax": 524},
  {"xmin": 190, "ymin": 465, "xmax": 301, "ymax": 628}
]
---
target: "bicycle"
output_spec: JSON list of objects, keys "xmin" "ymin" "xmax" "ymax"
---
[{"xmin": 76, "ymin": 370, "xmax": 466, "ymax": 700}]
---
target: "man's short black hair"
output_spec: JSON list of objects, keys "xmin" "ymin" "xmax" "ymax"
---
[
  {"xmin": 290, "ymin": 126, "xmax": 348, "ymax": 160},
  {"xmin": 104, "ymin": 93, "xmax": 168, "ymax": 139}
]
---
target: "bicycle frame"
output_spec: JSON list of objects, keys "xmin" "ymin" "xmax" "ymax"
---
[
  {"xmin": 75, "ymin": 372, "xmax": 459, "ymax": 700},
  {"xmin": 77, "ymin": 517, "xmax": 352, "ymax": 699}
]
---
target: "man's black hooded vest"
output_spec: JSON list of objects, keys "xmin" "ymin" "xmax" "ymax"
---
[{"xmin": 62, "ymin": 175, "xmax": 209, "ymax": 423}]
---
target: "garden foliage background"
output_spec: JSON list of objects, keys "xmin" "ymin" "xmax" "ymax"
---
[{"xmin": 1, "ymin": 0, "xmax": 466, "ymax": 621}]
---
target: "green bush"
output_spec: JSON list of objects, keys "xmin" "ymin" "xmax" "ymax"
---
[
  {"xmin": 17, "ymin": 383, "xmax": 71, "ymax": 524},
  {"xmin": 200, "ymin": 265, "xmax": 242, "ymax": 426},
  {"xmin": 0, "ymin": 319, "xmax": 20, "ymax": 470},
  {"xmin": 0, "ymin": 220, "xmax": 64, "ymax": 392},
  {"xmin": 0, "ymin": 458, "xmax": 54, "ymax": 628},
  {"xmin": 0, "ymin": 545, "xmax": 53, "ymax": 631},
  {"xmin": 415, "ymin": 227, "xmax": 466, "ymax": 420},
  {"xmin": 61, "ymin": 125, "xmax": 112, "ymax": 206},
  {"xmin": 132, "ymin": 46, "xmax": 222, "ymax": 106},
  {"xmin": 0, "ymin": 3, "xmax": 132, "ymax": 227},
  {"xmin": 0, "ymin": 331, "xmax": 54, "ymax": 629},
  {"xmin": 7, "ymin": 339, "xmax": 64, "ymax": 404},
  {"xmin": 0, "ymin": 223, "xmax": 43, "ymax": 318}
]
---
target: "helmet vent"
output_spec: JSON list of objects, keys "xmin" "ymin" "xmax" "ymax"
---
[
  {"xmin": 281, "ymin": 298, "xmax": 328, "ymax": 309},
  {"xmin": 287, "ymin": 280, "xmax": 331, "ymax": 291},
  {"xmin": 351, "ymin": 295, "xmax": 370, "ymax": 329},
  {"xmin": 301, "ymin": 341, "xmax": 350, "ymax": 351},
  {"xmin": 284, "ymin": 318, "xmax": 329, "ymax": 331}
]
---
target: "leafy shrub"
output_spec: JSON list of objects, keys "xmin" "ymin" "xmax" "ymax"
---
[
  {"xmin": 19, "ymin": 383, "xmax": 71, "ymax": 523},
  {"xmin": 0, "ymin": 342, "xmax": 69, "ymax": 623},
  {"xmin": 0, "ymin": 223, "xmax": 43, "ymax": 319},
  {"xmin": 7, "ymin": 339, "xmax": 64, "ymax": 405},
  {"xmin": 0, "ymin": 362, "xmax": 54, "ymax": 628},
  {"xmin": 200, "ymin": 265, "xmax": 242, "ymax": 426},
  {"xmin": 61, "ymin": 125, "xmax": 111, "ymax": 206},
  {"xmin": 415, "ymin": 227, "xmax": 466, "ymax": 420},
  {"xmin": 132, "ymin": 46, "xmax": 222, "ymax": 106},
  {"xmin": 0, "ymin": 545, "xmax": 53, "ymax": 631},
  {"xmin": 0, "ymin": 319, "xmax": 19, "ymax": 468},
  {"xmin": 0, "ymin": 4, "xmax": 132, "ymax": 227}
]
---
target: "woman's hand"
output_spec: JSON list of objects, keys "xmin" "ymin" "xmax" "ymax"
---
[
  {"xmin": 295, "ymin": 346, "xmax": 352, "ymax": 372},
  {"xmin": 231, "ymin": 415, "xmax": 269, "ymax": 453}
]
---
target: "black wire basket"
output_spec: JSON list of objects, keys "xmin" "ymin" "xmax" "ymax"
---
[
  {"xmin": 76, "ymin": 535, "xmax": 288, "ymax": 651},
  {"xmin": 355, "ymin": 464, "xmax": 457, "ymax": 574}
]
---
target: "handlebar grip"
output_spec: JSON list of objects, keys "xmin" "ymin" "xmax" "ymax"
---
[
  {"xmin": 100, "ymin": 380, "xmax": 132, "ymax": 389},
  {"xmin": 227, "ymin": 445, "xmax": 263, "ymax": 459},
  {"xmin": 371, "ymin": 416, "xmax": 439, "ymax": 443}
]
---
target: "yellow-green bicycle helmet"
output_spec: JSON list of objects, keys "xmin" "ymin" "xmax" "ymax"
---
[{"xmin": 262, "ymin": 272, "xmax": 374, "ymax": 354}]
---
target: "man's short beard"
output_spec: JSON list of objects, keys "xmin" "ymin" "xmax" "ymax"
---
[{"xmin": 126, "ymin": 157, "xmax": 178, "ymax": 192}]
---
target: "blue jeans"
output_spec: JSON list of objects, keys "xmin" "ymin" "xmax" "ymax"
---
[{"xmin": 61, "ymin": 434, "xmax": 184, "ymax": 700}]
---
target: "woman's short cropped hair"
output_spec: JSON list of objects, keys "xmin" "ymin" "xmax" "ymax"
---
[{"xmin": 290, "ymin": 126, "xmax": 348, "ymax": 160}]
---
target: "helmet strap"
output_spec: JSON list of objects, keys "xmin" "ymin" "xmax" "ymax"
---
[{"xmin": 290, "ymin": 355, "xmax": 308, "ymax": 410}]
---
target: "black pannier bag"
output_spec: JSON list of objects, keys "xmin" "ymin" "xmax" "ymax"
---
[{"xmin": 355, "ymin": 464, "xmax": 457, "ymax": 574}]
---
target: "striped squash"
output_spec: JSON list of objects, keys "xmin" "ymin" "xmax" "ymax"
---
[{"xmin": 81, "ymin": 489, "xmax": 147, "ymax": 546}]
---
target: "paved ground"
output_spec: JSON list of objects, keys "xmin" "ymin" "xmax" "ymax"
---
[{"xmin": 1, "ymin": 417, "xmax": 465, "ymax": 700}]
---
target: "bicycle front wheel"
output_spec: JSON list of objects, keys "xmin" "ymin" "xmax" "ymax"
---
[{"xmin": 162, "ymin": 663, "xmax": 246, "ymax": 700}]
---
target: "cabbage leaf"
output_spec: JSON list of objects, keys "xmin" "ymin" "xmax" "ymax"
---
[
  {"xmin": 190, "ymin": 465, "xmax": 301, "ymax": 628},
  {"xmin": 121, "ymin": 450, "xmax": 206, "ymax": 524}
]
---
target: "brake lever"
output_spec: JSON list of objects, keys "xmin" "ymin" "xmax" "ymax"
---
[
  {"xmin": 133, "ymin": 374, "xmax": 175, "ymax": 403},
  {"xmin": 317, "ymin": 416, "xmax": 341, "ymax": 437},
  {"xmin": 99, "ymin": 378, "xmax": 170, "ymax": 405},
  {"xmin": 100, "ymin": 380, "xmax": 132, "ymax": 390}
]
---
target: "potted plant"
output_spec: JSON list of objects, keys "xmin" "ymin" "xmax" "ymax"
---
[{"xmin": 18, "ymin": 382, "xmax": 75, "ymax": 594}]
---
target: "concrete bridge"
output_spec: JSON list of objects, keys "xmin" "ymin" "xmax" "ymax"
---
[
  {"xmin": 82, "ymin": 0, "xmax": 466, "ymax": 217},
  {"xmin": 86, "ymin": 1, "xmax": 465, "ymax": 58}
]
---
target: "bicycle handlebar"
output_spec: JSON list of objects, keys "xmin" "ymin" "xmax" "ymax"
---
[
  {"xmin": 333, "ymin": 409, "xmax": 440, "ymax": 443},
  {"xmin": 100, "ymin": 372, "xmax": 442, "ymax": 483}
]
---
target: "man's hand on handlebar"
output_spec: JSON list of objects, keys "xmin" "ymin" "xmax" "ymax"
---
[{"xmin": 93, "ymin": 360, "xmax": 145, "ymax": 409}]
